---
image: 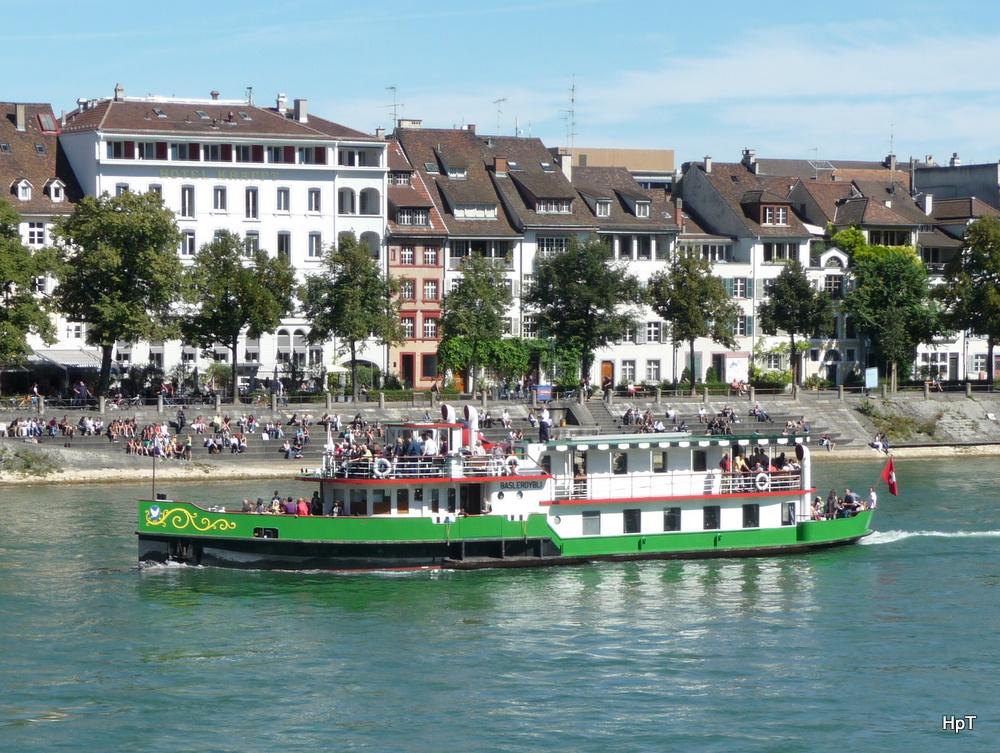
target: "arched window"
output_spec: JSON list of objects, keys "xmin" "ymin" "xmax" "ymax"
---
[
  {"xmin": 292, "ymin": 329, "xmax": 308, "ymax": 366},
  {"xmin": 360, "ymin": 231, "xmax": 381, "ymax": 260},
  {"xmin": 276, "ymin": 329, "xmax": 291, "ymax": 363},
  {"xmin": 359, "ymin": 188, "xmax": 380, "ymax": 215},
  {"xmin": 338, "ymin": 188, "xmax": 356, "ymax": 215}
]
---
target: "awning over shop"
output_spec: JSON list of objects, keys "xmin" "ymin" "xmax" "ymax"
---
[{"xmin": 28, "ymin": 348, "xmax": 103, "ymax": 369}]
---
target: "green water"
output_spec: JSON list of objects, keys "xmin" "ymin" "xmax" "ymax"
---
[{"xmin": 1, "ymin": 459, "xmax": 997, "ymax": 752}]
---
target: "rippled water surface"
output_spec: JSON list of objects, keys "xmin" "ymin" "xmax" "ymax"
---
[{"xmin": 1, "ymin": 459, "xmax": 997, "ymax": 752}]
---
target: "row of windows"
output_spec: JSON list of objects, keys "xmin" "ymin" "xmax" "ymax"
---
[
  {"xmin": 104, "ymin": 140, "xmax": 379, "ymax": 167},
  {"xmin": 396, "ymin": 246, "xmax": 440, "ymax": 265},
  {"xmin": 580, "ymin": 503, "xmax": 796, "ymax": 535},
  {"xmin": 12, "ymin": 180, "xmax": 64, "ymax": 203},
  {"xmin": 400, "ymin": 315, "xmax": 438, "ymax": 339},
  {"xmin": 396, "ymin": 208, "xmax": 430, "ymax": 226},
  {"xmin": 619, "ymin": 360, "xmax": 663, "ymax": 384},
  {"xmin": 132, "ymin": 184, "xmax": 378, "ymax": 219},
  {"xmin": 398, "ymin": 278, "xmax": 440, "ymax": 302},
  {"xmin": 178, "ymin": 230, "xmax": 326, "ymax": 259}
]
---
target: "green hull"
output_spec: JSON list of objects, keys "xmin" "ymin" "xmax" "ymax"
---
[{"xmin": 137, "ymin": 501, "xmax": 873, "ymax": 570}]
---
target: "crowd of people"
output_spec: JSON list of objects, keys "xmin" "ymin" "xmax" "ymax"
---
[
  {"xmin": 718, "ymin": 447, "xmax": 801, "ymax": 490},
  {"xmin": 812, "ymin": 487, "xmax": 877, "ymax": 520}
]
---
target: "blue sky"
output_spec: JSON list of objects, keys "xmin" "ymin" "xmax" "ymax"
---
[{"xmin": 6, "ymin": 0, "xmax": 1000, "ymax": 165}]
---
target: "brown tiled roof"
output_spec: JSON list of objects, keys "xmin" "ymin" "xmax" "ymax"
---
[
  {"xmin": 509, "ymin": 170, "xmax": 576, "ymax": 200},
  {"xmin": 793, "ymin": 181, "xmax": 855, "ymax": 223},
  {"xmin": 919, "ymin": 229, "xmax": 963, "ymax": 248},
  {"xmin": 851, "ymin": 180, "xmax": 930, "ymax": 224},
  {"xmin": 694, "ymin": 163, "xmax": 809, "ymax": 237},
  {"xmin": 386, "ymin": 154, "xmax": 446, "ymax": 237},
  {"xmin": 394, "ymin": 128, "xmax": 519, "ymax": 237},
  {"xmin": 0, "ymin": 102, "xmax": 80, "ymax": 216},
  {"xmin": 387, "ymin": 141, "xmax": 412, "ymax": 171},
  {"xmin": 930, "ymin": 197, "xmax": 1000, "ymax": 221},
  {"xmin": 63, "ymin": 98, "xmax": 375, "ymax": 141},
  {"xmin": 834, "ymin": 197, "xmax": 917, "ymax": 227},
  {"xmin": 388, "ymin": 184, "xmax": 433, "ymax": 208},
  {"xmin": 571, "ymin": 165, "xmax": 677, "ymax": 232}
]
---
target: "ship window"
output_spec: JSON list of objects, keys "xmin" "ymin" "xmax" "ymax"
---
[
  {"xmin": 540, "ymin": 454, "xmax": 551, "ymax": 474},
  {"xmin": 396, "ymin": 489, "xmax": 410, "ymax": 514},
  {"xmin": 692, "ymin": 450, "xmax": 708, "ymax": 472},
  {"xmin": 413, "ymin": 488, "xmax": 423, "ymax": 508},
  {"xmin": 350, "ymin": 488, "xmax": 369, "ymax": 516},
  {"xmin": 430, "ymin": 489, "xmax": 440, "ymax": 513},
  {"xmin": 447, "ymin": 488, "xmax": 457, "ymax": 514},
  {"xmin": 372, "ymin": 490, "xmax": 390, "ymax": 515},
  {"xmin": 612, "ymin": 451, "xmax": 628, "ymax": 475},
  {"xmin": 782, "ymin": 502, "xmax": 796, "ymax": 526},
  {"xmin": 652, "ymin": 450, "xmax": 668, "ymax": 473},
  {"xmin": 582, "ymin": 510, "xmax": 601, "ymax": 535},
  {"xmin": 252, "ymin": 527, "xmax": 279, "ymax": 538},
  {"xmin": 623, "ymin": 508, "xmax": 641, "ymax": 534},
  {"xmin": 664, "ymin": 507, "xmax": 681, "ymax": 532},
  {"xmin": 742, "ymin": 503, "xmax": 760, "ymax": 528},
  {"xmin": 703, "ymin": 505, "xmax": 721, "ymax": 530}
]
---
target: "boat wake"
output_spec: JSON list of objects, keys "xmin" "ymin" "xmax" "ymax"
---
[{"xmin": 862, "ymin": 529, "xmax": 1000, "ymax": 545}]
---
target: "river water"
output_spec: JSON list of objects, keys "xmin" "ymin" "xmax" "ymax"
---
[{"xmin": 0, "ymin": 458, "xmax": 997, "ymax": 752}]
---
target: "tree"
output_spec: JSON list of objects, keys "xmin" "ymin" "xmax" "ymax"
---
[
  {"xmin": 182, "ymin": 231, "xmax": 295, "ymax": 402},
  {"xmin": 648, "ymin": 253, "xmax": 740, "ymax": 394},
  {"xmin": 938, "ymin": 217, "xmax": 1000, "ymax": 386},
  {"xmin": 0, "ymin": 199, "xmax": 56, "ymax": 386},
  {"xmin": 526, "ymin": 235, "xmax": 643, "ymax": 379},
  {"xmin": 52, "ymin": 192, "xmax": 182, "ymax": 395},
  {"xmin": 757, "ymin": 260, "xmax": 833, "ymax": 386},
  {"xmin": 300, "ymin": 232, "xmax": 402, "ymax": 401},
  {"xmin": 439, "ymin": 253, "xmax": 511, "ymax": 390},
  {"xmin": 845, "ymin": 244, "xmax": 940, "ymax": 391}
]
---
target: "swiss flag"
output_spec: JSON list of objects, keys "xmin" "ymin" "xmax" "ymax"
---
[{"xmin": 881, "ymin": 457, "xmax": 899, "ymax": 496}]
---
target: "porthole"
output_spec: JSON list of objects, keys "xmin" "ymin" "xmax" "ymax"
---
[
  {"xmin": 497, "ymin": 491, "xmax": 505, "ymax": 500},
  {"xmin": 553, "ymin": 515, "xmax": 562, "ymax": 524}
]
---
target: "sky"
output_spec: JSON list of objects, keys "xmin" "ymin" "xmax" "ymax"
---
[{"xmin": 5, "ymin": 0, "xmax": 1000, "ymax": 166}]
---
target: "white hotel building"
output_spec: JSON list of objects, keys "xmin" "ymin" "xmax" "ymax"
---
[{"xmin": 56, "ymin": 86, "xmax": 387, "ymax": 384}]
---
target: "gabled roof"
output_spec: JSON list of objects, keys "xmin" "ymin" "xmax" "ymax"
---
[
  {"xmin": 691, "ymin": 162, "xmax": 809, "ymax": 237},
  {"xmin": 0, "ymin": 101, "xmax": 80, "ymax": 216},
  {"xmin": 509, "ymin": 170, "xmax": 576, "ymax": 200},
  {"xmin": 387, "ymin": 141, "xmax": 412, "ymax": 171},
  {"xmin": 62, "ymin": 97, "xmax": 377, "ymax": 141},
  {"xmin": 385, "ymin": 140, "xmax": 446, "ymax": 237},
  {"xmin": 791, "ymin": 180, "xmax": 855, "ymax": 224},
  {"xmin": 918, "ymin": 229, "xmax": 963, "ymax": 249},
  {"xmin": 851, "ymin": 180, "xmax": 930, "ymax": 225},
  {"xmin": 571, "ymin": 166, "xmax": 676, "ymax": 232}
]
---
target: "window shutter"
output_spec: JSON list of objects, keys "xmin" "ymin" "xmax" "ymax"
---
[
  {"xmin": 723, "ymin": 278, "xmax": 733, "ymax": 296},
  {"xmin": 283, "ymin": 146, "xmax": 295, "ymax": 163},
  {"xmin": 746, "ymin": 278, "xmax": 754, "ymax": 298},
  {"xmin": 188, "ymin": 142, "xmax": 200, "ymax": 161},
  {"xmin": 511, "ymin": 317, "xmax": 521, "ymax": 337},
  {"xmin": 637, "ymin": 325, "xmax": 648, "ymax": 344},
  {"xmin": 251, "ymin": 144, "xmax": 264, "ymax": 163},
  {"xmin": 315, "ymin": 147, "xmax": 327, "ymax": 165},
  {"xmin": 155, "ymin": 141, "xmax": 167, "ymax": 160},
  {"xmin": 512, "ymin": 279, "xmax": 520, "ymax": 298},
  {"xmin": 124, "ymin": 141, "xmax": 135, "ymax": 159},
  {"xmin": 221, "ymin": 143, "xmax": 232, "ymax": 162},
  {"xmin": 693, "ymin": 353, "xmax": 703, "ymax": 382},
  {"xmin": 746, "ymin": 315, "xmax": 754, "ymax": 336}
]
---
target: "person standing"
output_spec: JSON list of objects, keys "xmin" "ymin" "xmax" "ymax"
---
[{"xmin": 867, "ymin": 486, "xmax": 878, "ymax": 510}]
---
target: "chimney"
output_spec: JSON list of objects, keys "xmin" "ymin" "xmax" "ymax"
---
[
  {"xmin": 494, "ymin": 156, "xmax": 508, "ymax": 176},
  {"xmin": 466, "ymin": 123, "xmax": 476, "ymax": 134},
  {"xmin": 15, "ymin": 103, "xmax": 26, "ymax": 132},
  {"xmin": 375, "ymin": 127, "xmax": 385, "ymax": 139},
  {"xmin": 293, "ymin": 98, "xmax": 308, "ymax": 123},
  {"xmin": 555, "ymin": 148, "xmax": 572, "ymax": 182},
  {"xmin": 884, "ymin": 153, "xmax": 897, "ymax": 172},
  {"xmin": 950, "ymin": 152, "xmax": 961, "ymax": 167},
  {"xmin": 398, "ymin": 118, "xmax": 422, "ymax": 129},
  {"xmin": 675, "ymin": 197, "xmax": 686, "ymax": 232},
  {"xmin": 210, "ymin": 90, "xmax": 220, "ymax": 101},
  {"xmin": 741, "ymin": 148, "xmax": 757, "ymax": 172},
  {"xmin": 922, "ymin": 193, "xmax": 933, "ymax": 216},
  {"xmin": 704, "ymin": 156, "xmax": 712, "ymax": 174},
  {"xmin": 114, "ymin": 83, "xmax": 125, "ymax": 101},
  {"xmin": 276, "ymin": 93, "xmax": 288, "ymax": 114}
]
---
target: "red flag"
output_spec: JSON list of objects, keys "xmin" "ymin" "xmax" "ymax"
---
[{"xmin": 881, "ymin": 457, "xmax": 899, "ymax": 496}]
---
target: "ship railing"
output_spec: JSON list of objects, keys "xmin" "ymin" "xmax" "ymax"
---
[
  {"xmin": 553, "ymin": 470, "xmax": 803, "ymax": 501},
  {"xmin": 319, "ymin": 453, "xmax": 544, "ymax": 480}
]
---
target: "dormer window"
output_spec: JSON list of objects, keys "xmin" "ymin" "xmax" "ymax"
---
[
  {"xmin": 389, "ymin": 172, "xmax": 411, "ymax": 186},
  {"xmin": 46, "ymin": 180, "xmax": 65, "ymax": 202},
  {"xmin": 536, "ymin": 199, "xmax": 572, "ymax": 214},
  {"xmin": 397, "ymin": 208, "xmax": 429, "ymax": 226},
  {"xmin": 424, "ymin": 162, "xmax": 439, "ymax": 174},
  {"xmin": 0, "ymin": 143, "xmax": 10, "ymax": 153},
  {"xmin": 14, "ymin": 179, "xmax": 32, "ymax": 201},
  {"xmin": 447, "ymin": 167, "xmax": 467, "ymax": 179},
  {"xmin": 635, "ymin": 201, "xmax": 650, "ymax": 218},
  {"xmin": 34, "ymin": 144, "xmax": 47, "ymax": 156},
  {"xmin": 454, "ymin": 204, "xmax": 497, "ymax": 220},
  {"xmin": 762, "ymin": 205, "xmax": 788, "ymax": 225},
  {"xmin": 153, "ymin": 108, "xmax": 167, "ymax": 119},
  {"xmin": 596, "ymin": 199, "xmax": 611, "ymax": 218}
]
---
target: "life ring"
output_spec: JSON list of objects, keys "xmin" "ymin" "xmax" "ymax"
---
[
  {"xmin": 505, "ymin": 456, "xmax": 519, "ymax": 475},
  {"xmin": 372, "ymin": 457, "xmax": 392, "ymax": 478},
  {"xmin": 754, "ymin": 472, "xmax": 770, "ymax": 492}
]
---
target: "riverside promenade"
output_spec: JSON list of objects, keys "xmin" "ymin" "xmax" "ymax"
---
[{"xmin": 4, "ymin": 385, "xmax": 1000, "ymax": 484}]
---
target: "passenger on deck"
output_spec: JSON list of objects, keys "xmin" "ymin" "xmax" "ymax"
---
[
  {"xmin": 241, "ymin": 498, "xmax": 254, "ymax": 512},
  {"xmin": 254, "ymin": 497, "xmax": 266, "ymax": 514},
  {"xmin": 310, "ymin": 491, "xmax": 323, "ymax": 516},
  {"xmin": 825, "ymin": 489, "xmax": 838, "ymax": 518},
  {"xmin": 811, "ymin": 498, "xmax": 825, "ymax": 520},
  {"xmin": 283, "ymin": 496, "xmax": 297, "ymax": 515},
  {"xmin": 296, "ymin": 498, "xmax": 310, "ymax": 516}
]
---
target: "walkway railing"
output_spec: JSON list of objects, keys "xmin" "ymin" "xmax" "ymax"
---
[
  {"xmin": 551, "ymin": 470, "xmax": 803, "ymax": 501},
  {"xmin": 313, "ymin": 453, "xmax": 545, "ymax": 481}
]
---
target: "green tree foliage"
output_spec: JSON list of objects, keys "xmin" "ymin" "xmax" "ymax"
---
[
  {"xmin": 526, "ymin": 235, "xmax": 643, "ymax": 379},
  {"xmin": 757, "ymin": 260, "xmax": 833, "ymax": 386},
  {"xmin": 845, "ymin": 244, "xmax": 940, "ymax": 391},
  {"xmin": 436, "ymin": 336, "xmax": 578, "ymax": 389},
  {"xmin": 300, "ymin": 232, "xmax": 402, "ymax": 401},
  {"xmin": 831, "ymin": 227, "xmax": 867, "ymax": 256},
  {"xmin": 52, "ymin": 192, "xmax": 182, "ymax": 395},
  {"xmin": 0, "ymin": 199, "xmax": 55, "ymax": 378},
  {"xmin": 439, "ymin": 253, "xmax": 511, "ymax": 389},
  {"xmin": 938, "ymin": 216, "xmax": 1000, "ymax": 385},
  {"xmin": 648, "ymin": 253, "xmax": 740, "ymax": 394},
  {"xmin": 182, "ymin": 231, "xmax": 295, "ymax": 402}
]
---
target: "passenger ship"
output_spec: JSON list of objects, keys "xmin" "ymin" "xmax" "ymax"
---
[{"xmin": 137, "ymin": 405, "xmax": 874, "ymax": 570}]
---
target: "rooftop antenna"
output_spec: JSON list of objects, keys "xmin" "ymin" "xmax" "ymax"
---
[
  {"xmin": 385, "ymin": 85, "xmax": 404, "ymax": 130},
  {"xmin": 561, "ymin": 75, "xmax": 577, "ymax": 147},
  {"xmin": 245, "ymin": 85, "xmax": 253, "ymax": 105},
  {"xmin": 493, "ymin": 97, "xmax": 506, "ymax": 134}
]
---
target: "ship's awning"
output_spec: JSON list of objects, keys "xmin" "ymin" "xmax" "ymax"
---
[{"xmin": 28, "ymin": 348, "xmax": 103, "ymax": 369}]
